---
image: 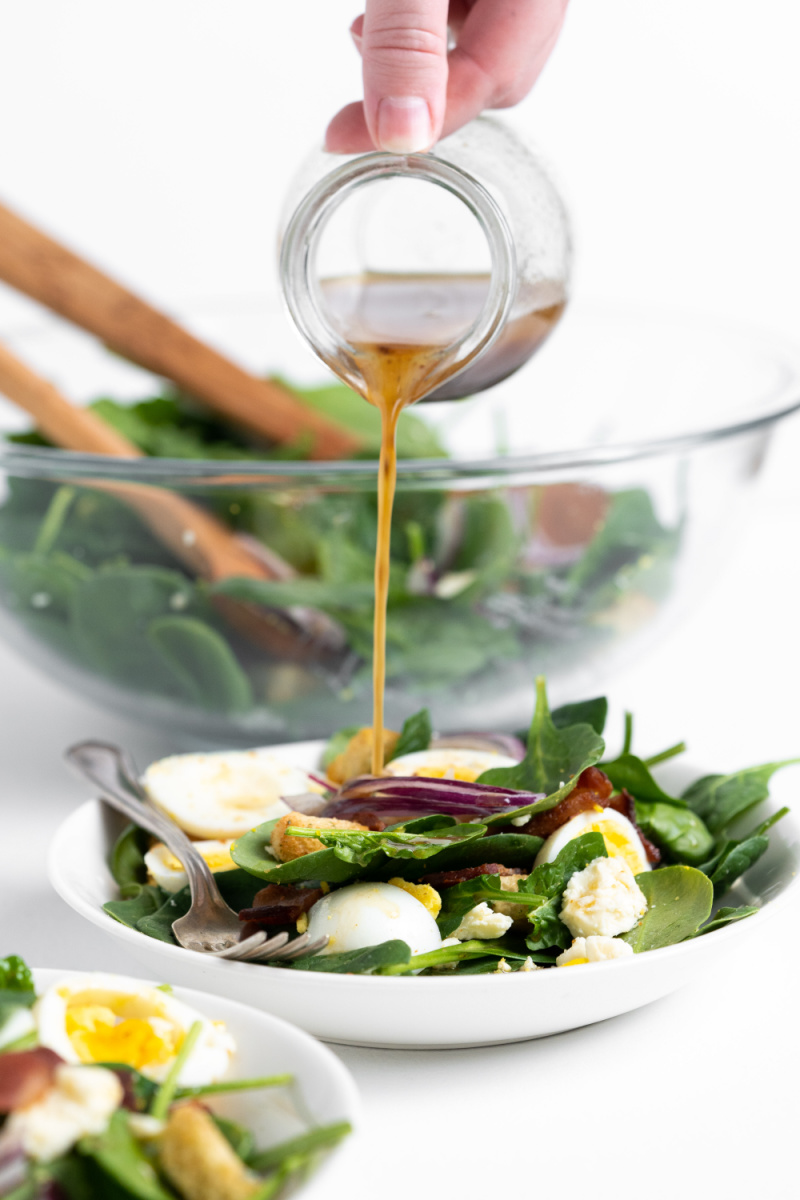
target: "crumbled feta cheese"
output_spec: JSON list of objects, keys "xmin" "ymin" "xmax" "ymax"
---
[
  {"xmin": 6, "ymin": 1064, "xmax": 123, "ymax": 1161},
  {"xmin": 440, "ymin": 937, "xmax": 461, "ymax": 948},
  {"xmin": 510, "ymin": 814, "xmax": 530, "ymax": 827},
  {"xmin": 452, "ymin": 902, "xmax": 514, "ymax": 940},
  {"xmin": 559, "ymin": 856, "xmax": 647, "ymax": 938},
  {"xmin": 556, "ymin": 936, "xmax": 634, "ymax": 966},
  {"xmin": 519, "ymin": 956, "xmax": 540, "ymax": 972},
  {"xmin": 494, "ymin": 958, "xmax": 513, "ymax": 973}
]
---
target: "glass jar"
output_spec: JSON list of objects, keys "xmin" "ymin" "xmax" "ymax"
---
[{"xmin": 279, "ymin": 116, "xmax": 571, "ymax": 403}]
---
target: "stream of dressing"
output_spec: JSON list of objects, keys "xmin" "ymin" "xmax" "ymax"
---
[
  {"xmin": 321, "ymin": 272, "xmax": 563, "ymax": 775},
  {"xmin": 350, "ymin": 341, "xmax": 449, "ymax": 774}
]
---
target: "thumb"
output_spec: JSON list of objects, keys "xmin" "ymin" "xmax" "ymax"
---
[{"xmin": 361, "ymin": 0, "xmax": 450, "ymax": 152}]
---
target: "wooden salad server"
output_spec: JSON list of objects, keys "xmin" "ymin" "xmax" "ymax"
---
[
  {"xmin": 0, "ymin": 338, "xmax": 347, "ymax": 662},
  {"xmin": 0, "ymin": 199, "xmax": 360, "ymax": 460}
]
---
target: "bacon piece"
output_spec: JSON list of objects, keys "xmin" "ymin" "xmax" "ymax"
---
[
  {"xmin": 421, "ymin": 863, "xmax": 520, "ymax": 889},
  {"xmin": 510, "ymin": 768, "xmax": 660, "ymax": 864},
  {"xmin": 516, "ymin": 766, "xmax": 614, "ymax": 838},
  {"xmin": 0, "ymin": 1048, "xmax": 62, "ymax": 1113},
  {"xmin": 239, "ymin": 884, "xmax": 324, "ymax": 926}
]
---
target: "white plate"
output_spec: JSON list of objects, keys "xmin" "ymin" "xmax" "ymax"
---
[
  {"xmin": 26, "ymin": 966, "xmax": 359, "ymax": 1197},
  {"xmin": 49, "ymin": 741, "xmax": 800, "ymax": 1049}
]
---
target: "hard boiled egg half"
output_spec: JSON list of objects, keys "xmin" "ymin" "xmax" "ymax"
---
[
  {"xmin": 143, "ymin": 750, "xmax": 321, "ymax": 840},
  {"xmin": 35, "ymin": 974, "xmax": 234, "ymax": 1085},
  {"xmin": 144, "ymin": 840, "xmax": 236, "ymax": 894},
  {"xmin": 534, "ymin": 808, "xmax": 652, "ymax": 876},
  {"xmin": 383, "ymin": 747, "xmax": 518, "ymax": 782},
  {"xmin": 307, "ymin": 882, "xmax": 442, "ymax": 957}
]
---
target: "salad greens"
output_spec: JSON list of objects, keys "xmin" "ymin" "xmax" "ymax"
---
[
  {"xmin": 1, "ymin": 383, "xmax": 681, "ymax": 737},
  {"xmin": 0, "ymin": 957, "xmax": 352, "ymax": 1200},
  {"xmin": 104, "ymin": 676, "xmax": 795, "ymax": 976}
]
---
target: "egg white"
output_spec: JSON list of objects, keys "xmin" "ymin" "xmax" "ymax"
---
[
  {"xmin": 383, "ymin": 747, "xmax": 518, "ymax": 782},
  {"xmin": 534, "ymin": 808, "xmax": 652, "ymax": 876},
  {"xmin": 35, "ymin": 974, "xmax": 234, "ymax": 1085},
  {"xmin": 143, "ymin": 749, "xmax": 320, "ymax": 839},
  {"xmin": 144, "ymin": 839, "xmax": 236, "ymax": 894},
  {"xmin": 307, "ymin": 882, "xmax": 443, "ymax": 957}
]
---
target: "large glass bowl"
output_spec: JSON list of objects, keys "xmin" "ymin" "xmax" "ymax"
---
[{"xmin": 0, "ymin": 299, "xmax": 797, "ymax": 745}]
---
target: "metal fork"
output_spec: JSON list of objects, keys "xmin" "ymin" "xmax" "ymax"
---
[{"xmin": 64, "ymin": 741, "xmax": 328, "ymax": 962}]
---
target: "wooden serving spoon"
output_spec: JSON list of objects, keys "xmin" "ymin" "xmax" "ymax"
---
[
  {"xmin": 0, "ymin": 338, "xmax": 347, "ymax": 662},
  {"xmin": 0, "ymin": 199, "xmax": 360, "ymax": 461}
]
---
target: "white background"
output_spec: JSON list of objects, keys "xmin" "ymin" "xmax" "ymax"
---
[{"xmin": 1, "ymin": 3, "xmax": 799, "ymax": 1198}]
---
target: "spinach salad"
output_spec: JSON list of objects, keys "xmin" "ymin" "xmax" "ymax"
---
[
  {"xmin": 0, "ymin": 957, "xmax": 350, "ymax": 1199},
  {"xmin": 0, "ymin": 383, "xmax": 680, "ymax": 739},
  {"xmin": 103, "ymin": 678, "xmax": 794, "ymax": 976}
]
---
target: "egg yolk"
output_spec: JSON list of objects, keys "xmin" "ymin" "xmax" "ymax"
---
[
  {"xmin": 63, "ymin": 990, "xmax": 183, "ymax": 1070},
  {"xmin": 162, "ymin": 848, "xmax": 235, "ymax": 874},
  {"xmin": 559, "ymin": 958, "xmax": 590, "ymax": 967},
  {"xmin": 387, "ymin": 878, "xmax": 442, "ymax": 917},
  {"xmin": 586, "ymin": 819, "xmax": 645, "ymax": 875}
]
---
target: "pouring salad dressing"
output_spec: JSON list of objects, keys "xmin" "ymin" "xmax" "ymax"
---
[{"xmin": 280, "ymin": 119, "xmax": 570, "ymax": 770}]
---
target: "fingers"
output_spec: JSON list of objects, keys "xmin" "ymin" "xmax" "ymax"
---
[
  {"xmin": 325, "ymin": 0, "xmax": 568, "ymax": 154},
  {"xmin": 361, "ymin": 0, "xmax": 451, "ymax": 152},
  {"xmin": 442, "ymin": 0, "xmax": 568, "ymax": 135}
]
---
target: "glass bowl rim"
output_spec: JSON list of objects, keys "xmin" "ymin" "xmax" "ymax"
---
[{"xmin": 2, "ymin": 302, "xmax": 799, "ymax": 484}]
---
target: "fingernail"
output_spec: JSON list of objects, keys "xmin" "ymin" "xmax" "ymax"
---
[
  {"xmin": 349, "ymin": 18, "xmax": 363, "ymax": 52},
  {"xmin": 376, "ymin": 97, "xmax": 433, "ymax": 153}
]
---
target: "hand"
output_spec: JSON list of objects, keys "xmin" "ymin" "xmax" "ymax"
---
[{"xmin": 326, "ymin": 0, "xmax": 569, "ymax": 154}]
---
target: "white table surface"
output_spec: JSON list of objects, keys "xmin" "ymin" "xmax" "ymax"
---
[{"xmin": 2, "ymin": 418, "xmax": 800, "ymax": 1200}]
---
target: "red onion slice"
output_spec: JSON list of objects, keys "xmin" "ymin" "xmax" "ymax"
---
[{"xmin": 322, "ymin": 775, "xmax": 542, "ymax": 823}]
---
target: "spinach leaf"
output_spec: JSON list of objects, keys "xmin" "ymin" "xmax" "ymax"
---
[
  {"xmin": 692, "ymin": 906, "xmax": 760, "ymax": 936},
  {"xmin": 634, "ymin": 801, "xmax": 714, "ymax": 865},
  {"xmin": 619, "ymin": 866, "xmax": 713, "ymax": 952},
  {"xmin": 603, "ymin": 752, "xmax": 685, "ymax": 807},
  {"xmin": 231, "ymin": 824, "xmax": 366, "ymax": 886},
  {"xmin": 210, "ymin": 575, "xmax": 375, "ymax": 611},
  {"xmin": 699, "ymin": 808, "xmax": 789, "ymax": 897},
  {"xmin": 79, "ymin": 1110, "xmax": 175, "ymax": 1200},
  {"xmin": 147, "ymin": 615, "xmax": 253, "ymax": 714},
  {"xmin": 248, "ymin": 1122, "xmax": 352, "ymax": 1173},
  {"xmin": 682, "ymin": 760, "xmax": 800, "ymax": 833},
  {"xmin": 109, "ymin": 824, "xmax": 150, "ymax": 898},
  {"xmin": 384, "ymin": 939, "xmax": 530, "ymax": 974},
  {"xmin": 104, "ymin": 885, "xmax": 167, "ymax": 932},
  {"xmin": 524, "ymin": 896, "xmax": 574, "ymax": 953},
  {"xmin": 389, "ymin": 707, "xmax": 433, "ymax": 760},
  {"xmin": 321, "ymin": 725, "xmax": 360, "ymax": 771},
  {"xmin": 70, "ymin": 566, "xmax": 205, "ymax": 697},
  {"xmin": 373, "ymin": 832, "xmax": 543, "ymax": 881},
  {"xmin": 479, "ymin": 676, "xmax": 605, "ymax": 806},
  {"xmin": 289, "ymin": 940, "xmax": 411, "ymax": 973},
  {"xmin": 288, "ymin": 822, "xmax": 485, "ymax": 868},
  {"xmin": 521, "ymin": 832, "xmax": 608, "ymax": 952},
  {"xmin": 0, "ymin": 954, "xmax": 36, "ymax": 1032},
  {"xmin": 551, "ymin": 696, "xmax": 608, "ymax": 735}
]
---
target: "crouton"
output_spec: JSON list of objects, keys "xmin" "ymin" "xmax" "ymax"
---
[
  {"xmin": 326, "ymin": 726, "xmax": 400, "ymax": 785},
  {"xmin": 491, "ymin": 874, "xmax": 531, "ymax": 924},
  {"xmin": 270, "ymin": 811, "xmax": 369, "ymax": 862},
  {"xmin": 158, "ymin": 1103, "xmax": 260, "ymax": 1200}
]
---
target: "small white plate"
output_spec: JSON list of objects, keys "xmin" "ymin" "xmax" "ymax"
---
[
  {"xmin": 27, "ymin": 966, "xmax": 359, "ymax": 1197},
  {"xmin": 49, "ymin": 741, "xmax": 800, "ymax": 1049}
]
